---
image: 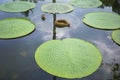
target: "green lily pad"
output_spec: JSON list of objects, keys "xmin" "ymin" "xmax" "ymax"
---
[
  {"xmin": 83, "ymin": 12, "xmax": 120, "ymax": 30},
  {"xmin": 35, "ymin": 38, "xmax": 102, "ymax": 78},
  {"xmin": 69, "ymin": 0, "xmax": 102, "ymax": 8},
  {"xmin": 111, "ymin": 30, "xmax": 120, "ymax": 45},
  {"xmin": 41, "ymin": 3, "xmax": 74, "ymax": 14},
  {"xmin": 0, "ymin": 1, "xmax": 36, "ymax": 12},
  {"xmin": 0, "ymin": 18, "xmax": 35, "ymax": 39}
]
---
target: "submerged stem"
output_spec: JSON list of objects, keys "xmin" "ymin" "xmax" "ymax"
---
[
  {"xmin": 53, "ymin": 76, "xmax": 57, "ymax": 80},
  {"xmin": 53, "ymin": 14, "xmax": 56, "ymax": 40},
  {"xmin": 53, "ymin": 0, "xmax": 56, "ymax": 3}
]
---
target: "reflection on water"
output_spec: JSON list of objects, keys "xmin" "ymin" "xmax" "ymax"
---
[
  {"xmin": 0, "ymin": 0, "xmax": 120, "ymax": 80},
  {"xmin": 21, "ymin": 9, "xmax": 33, "ymax": 17},
  {"xmin": 112, "ymin": 0, "xmax": 120, "ymax": 14},
  {"xmin": 12, "ymin": 0, "xmax": 51, "ymax": 3},
  {"xmin": 21, "ymin": 10, "xmax": 30, "ymax": 17},
  {"xmin": 110, "ymin": 63, "xmax": 120, "ymax": 80},
  {"xmin": 100, "ymin": 0, "xmax": 115, "ymax": 6},
  {"xmin": 13, "ymin": 0, "xmax": 38, "ymax": 3},
  {"xmin": 32, "ymin": 13, "xmax": 81, "ymax": 33},
  {"xmin": 53, "ymin": 14, "xmax": 57, "ymax": 40},
  {"xmin": 100, "ymin": 0, "xmax": 120, "ymax": 14}
]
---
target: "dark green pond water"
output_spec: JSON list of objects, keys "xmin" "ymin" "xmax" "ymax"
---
[{"xmin": 0, "ymin": 0, "xmax": 120, "ymax": 80}]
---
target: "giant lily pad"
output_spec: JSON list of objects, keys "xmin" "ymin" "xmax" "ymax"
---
[
  {"xmin": 111, "ymin": 30, "xmax": 120, "ymax": 45},
  {"xmin": 35, "ymin": 38, "xmax": 102, "ymax": 78},
  {"xmin": 83, "ymin": 12, "xmax": 120, "ymax": 30},
  {"xmin": 0, "ymin": 18, "xmax": 35, "ymax": 39},
  {"xmin": 69, "ymin": 0, "xmax": 102, "ymax": 8},
  {"xmin": 0, "ymin": 1, "xmax": 36, "ymax": 12},
  {"xmin": 41, "ymin": 3, "xmax": 74, "ymax": 14}
]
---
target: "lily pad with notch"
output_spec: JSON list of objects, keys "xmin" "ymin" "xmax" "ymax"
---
[
  {"xmin": 111, "ymin": 30, "xmax": 120, "ymax": 45},
  {"xmin": 83, "ymin": 12, "xmax": 120, "ymax": 30},
  {"xmin": 0, "ymin": 18, "xmax": 35, "ymax": 39},
  {"xmin": 41, "ymin": 3, "xmax": 74, "ymax": 14},
  {"xmin": 35, "ymin": 38, "xmax": 102, "ymax": 78},
  {"xmin": 0, "ymin": 1, "xmax": 36, "ymax": 12},
  {"xmin": 69, "ymin": 0, "xmax": 102, "ymax": 8}
]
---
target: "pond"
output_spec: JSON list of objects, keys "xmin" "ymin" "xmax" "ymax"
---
[{"xmin": 0, "ymin": 0, "xmax": 120, "ymax": 80}]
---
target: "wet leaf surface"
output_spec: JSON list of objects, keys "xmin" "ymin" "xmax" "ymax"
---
[
  {"xmin": 0, "ymin": 1, "xmax": 36, "ymax": 12},
  {"xmin": 35, "ymin": 38, "xmax": 102, "ymax": 78},
  {"xmin": 70, "ymin": 0, "xmax": 102, "ymax": 8},
  {"xmin": 41, "ymin": 3, "xmax": 73, "ymax": 14},
  {"xmin": 0, "ymin": 18, "xmax": 35, "ymax": 39},
  {"xmin": 83, "ymin": 12, "xmax": 120, "ymax": 30},
  {"xmin": 111, "ymin": 30, "xmax": 120, "ymax": 45}
]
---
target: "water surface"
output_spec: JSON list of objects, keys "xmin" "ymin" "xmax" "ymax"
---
[{"xmin": 0, "ymin": 0, "xmax": 120, "ymax": 80}]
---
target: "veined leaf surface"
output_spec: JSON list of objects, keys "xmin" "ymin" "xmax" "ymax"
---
[
  {"xmin": 111, "ymin": 30, "xmax": 120, "ymax": 45},
  {"xmin": 83, "ymin": 12, "xmax": 120, "ymax": 30},
  {"xmin": 0, "ymin": 1, "xmax": 36, "ymax": 12},
  {"xmin": 35, "ymin": 38, "xmax": 102, "ymax": 78},
  {"xmin": 70, "ymin": 0, "xmax": 102, "ymax": 8},
  {"xmin": 41, "ymin": 3, "xmax": 74, "ymax": 14},
  {"xmin": 0, "ymin": 18, "xmax": 35, "ymax": 39}
]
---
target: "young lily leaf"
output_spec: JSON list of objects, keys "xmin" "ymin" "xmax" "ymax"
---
[
  {"xmin": 69, "ymin": 0, "xmax": 102, "ymax": 8},
  {"xmin": 0, "ymin": 18, "xmax": 35, "ymax": 39},
  {"xmin": 0, "ymin": 1, "xmax": 36, "ymax": 12},
  {"xmin": 35, "ymin": 38, "xmax": 102, "ymax": 78},
  {"xmin": 41, "ymin": 3, "xmax": 74, "ymax": 14},
  {"xmin": 111, "ymin": 30, "xmax": 120, "ymax": 45},
  {"xmin": 83, "ymin": 12, "xmax": 120, "ymax": 30}
]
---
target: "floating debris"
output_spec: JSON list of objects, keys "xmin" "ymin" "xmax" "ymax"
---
[
  {"xmin": 41, "ymin": 14, "xmax": 46, "ymax": 21},
  {"xmin": 20, "ymin": 51, "xmax": 28, "ymax": 57},
  {"xmin": 54, "ymin": 19, "xmax": 70, "ymax": 28}
]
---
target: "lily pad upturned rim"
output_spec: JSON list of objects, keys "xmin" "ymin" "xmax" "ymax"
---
[
  {"xmin": 0, "ymin": 1, "xmax": 36, "ymax": 12},
  {"xmin": 0, "ymin": 18, "xmax": 35, "ymax": 39},
  {"xmin": 83, "ymin": 12, "xmax": 120, "ymax": 30},
  {"xmin": 35, "ymin": 38, "xmax": 102, "ymax": 78},
  {"xmin": 69, "ymin": 0, "xmax": 102, "ymax": 8},
  {"xmin": 41, "ymin": 3, "xmax": 74, "ymax": 14},
  {"xmin": 111, "ymin": 30, "xmax": 120, "ymax": 45}
]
